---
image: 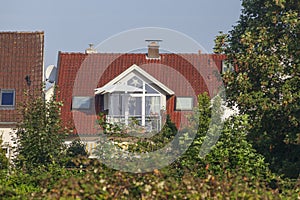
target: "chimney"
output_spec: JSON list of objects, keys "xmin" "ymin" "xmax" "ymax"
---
[
  {"xmin": 85, "ymin": 43, "xmax": 97, "ymax": 54},
  {"xmin": 146, "ymin": 40, "xmax": 162, "ymax": 59}
]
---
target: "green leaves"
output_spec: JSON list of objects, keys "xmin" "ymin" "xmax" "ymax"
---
[
  {"xmin": 14, "ymin": 90, "xmax": 68, "ymax": 171},
  {"xmin": 215, "ymin": 0, "xmax": 300, "ymax": 178}
]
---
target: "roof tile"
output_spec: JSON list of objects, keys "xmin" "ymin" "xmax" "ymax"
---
[
  {"xmin": 56, "ymin": 52, "xmax": 226, "ymax": 135},
  {"xmin": 0, "ymin": 31, "xmax": 44, "ymax": 126}
]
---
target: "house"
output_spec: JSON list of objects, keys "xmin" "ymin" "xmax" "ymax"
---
[
  {"xmin": 0, "ymin": 31, "xmax": 44, "ymax": 158},
  {"xmin": 55, "ymin": 41, "xmax": 226, "ymax": 153}
]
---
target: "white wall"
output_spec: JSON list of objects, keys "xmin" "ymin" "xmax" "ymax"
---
[
  {"xmin": 45, "ymin": 85, "xmax": 55, "ymax": 102},
  {"xmin": 0, "ymin": 128, "xmax": 16, "ymax": 159}
]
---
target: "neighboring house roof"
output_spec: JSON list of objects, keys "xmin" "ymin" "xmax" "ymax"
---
[
  {"xmin": 0, "ymin": 31, "xmax": 44, "ymax": 127},
  {"xmin": 56, "ymin": 51, "xmax": 226, "ymax": 135}
]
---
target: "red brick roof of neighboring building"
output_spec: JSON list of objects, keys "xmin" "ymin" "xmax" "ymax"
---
[
  {"xmin": 56, "ymin": 52, "xmax": 226, "ymax": 135},
  {"xmin": 0, "ymin": 31, "xmax": 44, "ymax": 127}
]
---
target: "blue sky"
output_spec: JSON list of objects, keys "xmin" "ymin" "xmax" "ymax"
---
[{"xmin": 1, "ymin": 0, "xmax": 242, "ymax": 67}]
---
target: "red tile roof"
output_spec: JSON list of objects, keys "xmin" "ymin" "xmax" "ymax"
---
[
  {"xmin": 56, "ymin": 52, "xmax": 226, "ymax": 135},
  {"xmin": 0, "ymin": 31, "xmax": 44, "ymax": 127}
]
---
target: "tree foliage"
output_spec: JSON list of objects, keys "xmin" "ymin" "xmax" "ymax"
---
[
  {"xmin": 14, "ymin": 92, "xmax": 68, "ymax": 170},
  {"xmin": 214, "ymin": 0, "xmax": 300, "ymax": 178},
  {"xmin": 0, "ymin": 93, "xmax": 298, "ymax": 199},
  {"xmin": 31, "ymin": 165, "xmax": 299, "ymax": 200},
  {"xmin": 179, "ymin": 93, "xmax": 270, "ymax": 178}
]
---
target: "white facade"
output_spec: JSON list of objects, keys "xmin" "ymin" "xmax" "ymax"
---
[{"xmin": 0, "ymin": 128, "xmax": 16, "ymax": 160}]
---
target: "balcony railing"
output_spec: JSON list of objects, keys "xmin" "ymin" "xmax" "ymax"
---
[{"xmin": 106, "ymin": 115, "xmax": 162, "ymax": 132}]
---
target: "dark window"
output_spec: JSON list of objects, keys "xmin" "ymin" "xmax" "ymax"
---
[{"xmin": 0, "ymin": 90, "xmax": 15, "ymax": 106}]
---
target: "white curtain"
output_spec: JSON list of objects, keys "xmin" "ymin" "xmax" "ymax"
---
[
  {"xmin": 109, "ymin": 93, "xmax": 120, "ymax": 116},
  {"xmin": 146, "ymin": 96, "xmax": 160, "ymax": 115}
]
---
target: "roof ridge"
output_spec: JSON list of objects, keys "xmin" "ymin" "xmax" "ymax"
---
[
  {"xmin": 57, "ymin": 52, "xmax": 223, "ymax": 56},
  {"xmin": 0, "ymin": 31, "xmax": 44, "ymax": 34}
]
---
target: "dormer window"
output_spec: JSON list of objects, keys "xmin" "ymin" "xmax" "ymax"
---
[
  {"xmin": 95, "ymin": 64, "xmax": 174, "ymax": 132},
  {"xmin": 99, "ymin": 75, "xmax": 163, "ymax": 131}
]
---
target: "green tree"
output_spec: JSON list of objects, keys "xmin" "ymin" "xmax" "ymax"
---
[
  {"xmin": 179, "ymin": 93, "xmax": 270, "ymax": 178},
  {"xmin": 178, "ymin": 92, "xmax": 211, "ymax": 170},
  {"xmin": 15, "ymin": 92, "xmax": 68, "ymax": 170},
  {"xmin": 215, "ymin": 0, "xmax": 300, "ymax": 177}
]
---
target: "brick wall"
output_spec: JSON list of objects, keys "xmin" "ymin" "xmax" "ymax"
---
[{"xmin": 0, "ymin": 32, "xmax": 44, "ymax": 127}]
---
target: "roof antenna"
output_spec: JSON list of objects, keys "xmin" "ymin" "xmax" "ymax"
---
[{"xmin": 85, "ymin": 43, "xmax": 97, "ymax": 54}]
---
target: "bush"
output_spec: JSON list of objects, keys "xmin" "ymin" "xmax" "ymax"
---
[
  {"xmin": 31, "ymin": 165, "xmax": 299, "ymax": 199},
  {"xmin": 65, "ymin": 139, "xmax": 89, "ymax": 168}
]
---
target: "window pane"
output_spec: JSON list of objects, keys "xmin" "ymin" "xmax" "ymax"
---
[
  {"xmin": 176, "ymin": 97, "xmax": 193, "ymax": 110},
  {"xmin": 127, "ymin": 76, "xmax": 143, "ymax": 88},
  {"xmin": 120, "ymin": 93, "xmax": 129, "ymax": 116},
  {"xmin": 128, "ymin": 96, "xmax": 142, "ymax": 116},
  {"xmin": 145, "ymin": 84, "xmax": 159, "ymax": 94},
  {"xmin": 72, "ymin": 96, "xmax": 91, "ymax": 109},
  {"xmin": 109, "ymin": 94, "xmax": 121, "ymax": 115},
  {"xmin": 1, "ymin": 91, "xmax": 14, "ymax": 106},
  {"xmin": 146, "ymin": 96, "xmax": 160, "ymax": 115}
]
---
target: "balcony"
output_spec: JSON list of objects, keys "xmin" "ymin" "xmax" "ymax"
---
[{"xmin": 106, "ymin": 115, "xmax": 162, "ymax": 133}]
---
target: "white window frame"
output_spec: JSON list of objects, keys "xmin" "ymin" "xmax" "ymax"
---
[
  {"xmin": 106, "ymin": 73, "xmax": 165, "ymax": 127},
  {"xmin": 0, "ymin": 89, "xmax": 15, "ymax": 107}
]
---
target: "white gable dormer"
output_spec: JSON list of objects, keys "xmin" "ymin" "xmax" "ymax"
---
[{"xmin": 94, "ymin": 64, "xmax": 174, "ymax": 131}]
